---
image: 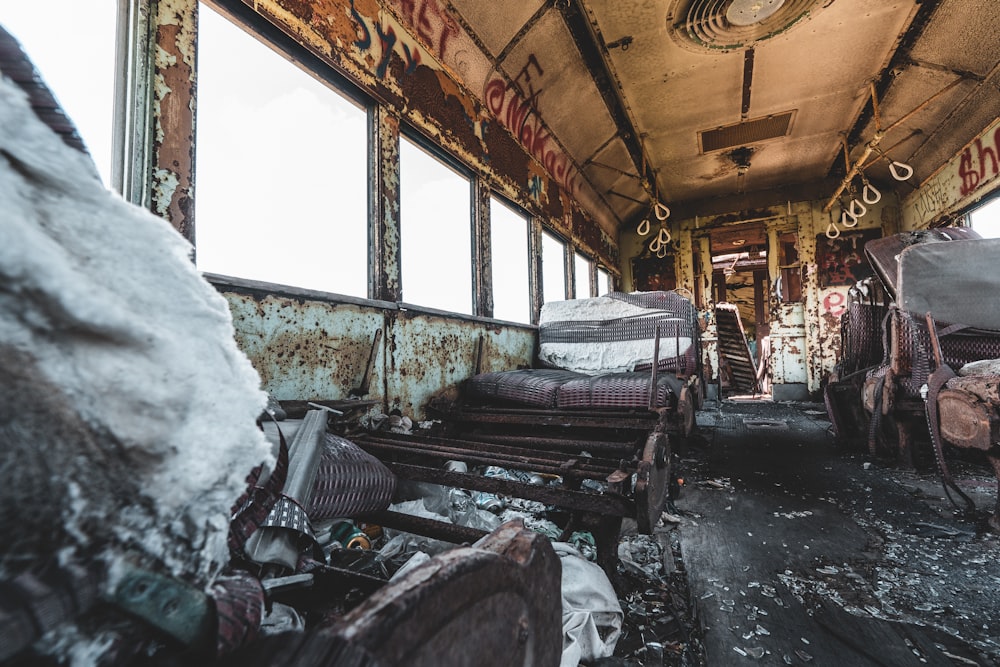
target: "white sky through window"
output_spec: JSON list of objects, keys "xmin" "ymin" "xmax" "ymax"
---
[
  {"xmin": 195, "ymin": 4, "xmax": 368, "ymax": 297},
  {"xmin": 542, "ymin": 232, "xmax": 567, "ymax": 303},
  {"xmin": 490, "ymin": 196, "xmax": 530, "ymax": 323},
  {"xmin": 400, "ymin": 135, "xmax": 473, "ymax": 314},
  {"xmin": 0, "ymin": 1, "xmax": 116, "ymax": 186}
]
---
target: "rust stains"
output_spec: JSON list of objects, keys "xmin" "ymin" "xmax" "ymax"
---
[{"xmin": 152, "ymin": 0, "xmax": 197, "ymax": 242}]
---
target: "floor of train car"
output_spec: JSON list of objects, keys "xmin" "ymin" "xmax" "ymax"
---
[{"xmin": 625, "ymin": 398, "xmax": 1000, "ymax": 667}]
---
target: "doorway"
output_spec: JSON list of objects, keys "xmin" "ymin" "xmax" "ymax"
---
[{"xmin": 708, "ymin": 224, "xmax": 770, "ymax": 394}]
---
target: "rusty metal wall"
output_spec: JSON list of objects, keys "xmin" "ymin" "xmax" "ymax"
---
[
  {"xmin": 214, "ymin": 279, "xmax": 535, "ymax": 419},
  {"xmin": 387, "ymin": 310, "xmax": 535, "ymax": 418}
]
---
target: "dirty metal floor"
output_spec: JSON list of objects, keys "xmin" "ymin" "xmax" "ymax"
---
[{"xmin": 666, "ymin": 399, "xmax": 1000, "ymax": 667}]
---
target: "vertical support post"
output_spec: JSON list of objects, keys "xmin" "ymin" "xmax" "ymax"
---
[
  {"xmin": 474, "ymin": 178, "xmax": 494, "ymax": 318},
  {"xmin": 528, "ymin": 218, "xmax": 544, "ymax": 325},
  {"xmin": 371, "ymin": 106, "xmax": 401, "ymax": 302},
  {"xmin": 150, "ymin": 0, "xmax": 198, "ymax": 244},
  {"xmin": 112, "ymin": 0, "xmax": 156, "ymax": 208}
]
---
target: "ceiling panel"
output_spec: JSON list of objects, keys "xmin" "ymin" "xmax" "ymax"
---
[
  {"xmin": 447, "ymin": 0, "xmax": 546, "ymax": 57},
  {"xmin": 441, "ymin": 0, "xmax": 1000, "ymax": 228}
]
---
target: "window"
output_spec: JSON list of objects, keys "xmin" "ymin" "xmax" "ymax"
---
[
  {"xmin": 597, "ymin": 267, "xmax": 611, "ymax": 295},
  {"xmin": 490, "ymin": 196, "xmax": 531, "ymax": 323},
  {"xmin": 574, "ymin": 252, "xmax": 592, "ymax": 298},
  {"xmin": 195, "ymin": 4, "xmax": 368, "ymax": 296},
  {"xmin": 0, "ymin": 0, "xmax": 118, "ymax": 185},
  {"xmin": 970, "ymin": 196, "xmax": 1000, "ymax": 238},
  {"xmin": 400, "ymin": 135, "xmax": 473, "ymax": 313},
  {"xmin": 541, "ymin": 231, "xmax": 567, "ymax": 303}
]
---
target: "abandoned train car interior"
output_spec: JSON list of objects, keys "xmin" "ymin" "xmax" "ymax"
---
[{"xmin": 4, "ymin": 0, "xmax": 1000, "ymax": 664}]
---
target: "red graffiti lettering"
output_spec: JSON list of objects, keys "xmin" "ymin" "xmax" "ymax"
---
[
  {"xmin": 823, "ymin": 291, "xmax": 847, "ymax": 318},
  {"xmin": 393, "ymin": 0, "xmax": 459, "ymax": 61},
  {"xmin": 483, "ymin": 73, "xmax": 578, "ymax": 196},
  {"xmin": 958, "ymin": 128, "xmax": 1000, "ymax": 197}
]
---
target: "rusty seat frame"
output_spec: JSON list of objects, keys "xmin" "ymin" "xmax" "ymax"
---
[{"xmin": 353, "ymin": 292, "xmax": 703, "ymax": 577}]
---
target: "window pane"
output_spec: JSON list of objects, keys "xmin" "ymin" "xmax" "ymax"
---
[
  {"xmin": 490, "ymin": 197, "xmax": 530, "ymax": 323},
  {"xmin": 195, "ymin": 4, "xmax": 368, "ymax": 297},
  {"xmin": 574, "ymin": 253, "xmax": 591, "ymax": 298},
  {"xmin": 971, "ymin": 197, "xmax": 1000, "ymax": 239},
  {"xmin": 597, "ymin": 267, "xmax": 611, "ymax": 295},
  {"xmin": 542, "ymin": 232, "xmax": 567, "ymax": 303},
  {"xmin": 400, "ymin": 136, "xmax": 473, "ymax": 313},
  {"xmin": 0, "ymin": 0, "xmax": 117, "ymax": 185}
]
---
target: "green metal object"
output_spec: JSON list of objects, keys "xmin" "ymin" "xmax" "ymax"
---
[{"xmin": 110, "ymin": 565, "xmax": 212, "ymax": 647}]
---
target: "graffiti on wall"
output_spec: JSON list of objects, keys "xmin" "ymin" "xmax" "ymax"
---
[
  {"xmin": 351, "ymin": 0, "xmax": 433, "ymax": 78},
  {"xmin": 822, "ymin": 289, "xmax": 848, "ymax": 318},
  {"xmin": 815, "ymin": 228, "xmax": 880, "ymax": 288},
  {"xmin": 904, "ymin": 117, "xmax": 1000, "ymax": 225},
  {"xmin": 394, "ymin": 0, "xmax": 459, "ymax": 62},
  {"xmin": 483, "ymin": 56, "xmax": 579, "ymax": 198}
]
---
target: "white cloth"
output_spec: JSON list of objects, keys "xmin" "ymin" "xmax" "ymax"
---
[{"xmin": 554, "ymin": 542, "xmax": 623, "ymax": 667}]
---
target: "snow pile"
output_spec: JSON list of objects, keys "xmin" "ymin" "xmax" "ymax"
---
[
  {"xmin": 0, "ymin": 74, "xmax": 270, "ymax": 582},
  {"xmin": 538, "ymin": 295, "xmax": 692, "ymax": 374}
]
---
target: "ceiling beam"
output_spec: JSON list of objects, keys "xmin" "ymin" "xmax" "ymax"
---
[{"xmin": 558, "ymin": 0, "xmax": 659, "ymax": 218}]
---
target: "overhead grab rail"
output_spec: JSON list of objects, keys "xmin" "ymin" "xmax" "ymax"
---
[
  {"xmin": 823, "ymin": 77, "xmax": 963, "ymax": 221},
  {"xmin": 634, "ymin": 150, "xmax": 672, "ymax": 254}
]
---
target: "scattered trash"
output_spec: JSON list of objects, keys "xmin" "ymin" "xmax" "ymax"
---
[
  {"xmin": 903, "ymin": 522, "xmax": 974, "ymax": 540},
  {"xmin": 659, "ymin": 511, "xmax": 683, "ymax": 525}
]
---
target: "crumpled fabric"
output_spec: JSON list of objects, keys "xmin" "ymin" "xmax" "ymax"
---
[{"xmin": 554, "ymin": 542, "xmax": 623, "ymax": 667}]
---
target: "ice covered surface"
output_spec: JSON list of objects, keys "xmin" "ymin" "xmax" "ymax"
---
[
  {"xmin": 538, "ymin": 295, "xmax": 692, "ymax": 374},
  {"xmin": 0, "ymin": 74, "xmax": 270, "ymax": 581}
]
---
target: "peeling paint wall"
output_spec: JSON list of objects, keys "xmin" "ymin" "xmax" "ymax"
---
[
  {"xmin": 215, "ymin": 280, "xmax": 535, "ymax": 419},
  {"xmin": 152, "ymin": 0, "xmax": 198, "ymax": 242}
]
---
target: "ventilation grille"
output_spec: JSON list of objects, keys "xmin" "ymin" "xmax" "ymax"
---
[
  {"xmin": 670, "ymin": 0, "xmax": 827, "ymax": 53},
  {"xmin": 699, "ymin": 112, "xmax": 794, "ymax": 153}
]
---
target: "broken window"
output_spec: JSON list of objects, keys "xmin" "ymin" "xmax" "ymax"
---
[
  {"xmin": 574, "ymin": 252, "xmax": 592, "ymax": 298},
  {"xmin": 542, "ymin": 231, "xmax": 568, "ymax": 303},
  {"xmin": 489, "ymin": 195, "xmax": 531, "ymax": 323},
  {"xmin": 194, "ymin": 4, "xmax": 369, "ymax": 297},
  {"xmin": 400, "ymin": 135, "xmax": 474, "ymax": 314}
]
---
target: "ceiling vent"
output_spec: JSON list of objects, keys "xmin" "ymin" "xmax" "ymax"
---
[
  {"xmin": 699, "ymin": 111, "xmax": 795, "ymax": 153},
  {"xmin": 669, "ymin": 0, "xmax": 828, "ymax": 52}
]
